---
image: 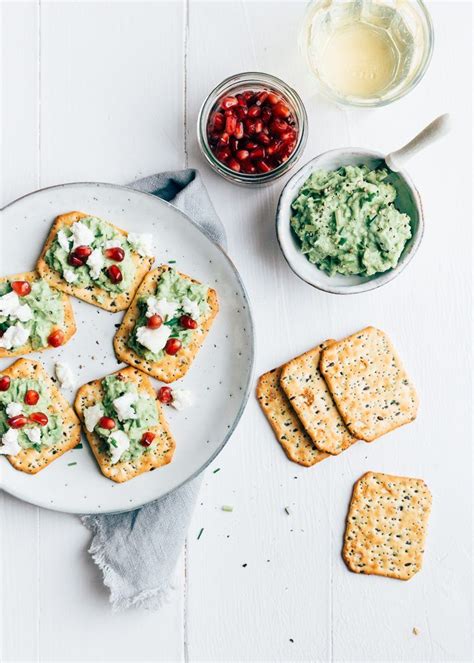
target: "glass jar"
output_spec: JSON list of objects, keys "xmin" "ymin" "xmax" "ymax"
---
[
  {"xmin": 300, "ymin": 0, "xmax": 434, "ymax": 108},
  {"xmin": 197, "ymin": 72, "xmax": 308, "ymax": 186}
]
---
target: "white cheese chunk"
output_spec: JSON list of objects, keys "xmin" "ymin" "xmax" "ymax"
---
[
  {"xmin": 112, "ymin": 392, "xmax": 138, "ymax": 422},
  {"xmin": 25, "ymin": 427, "xmax": 41, "ymax": 444},
  {"xmin": 104, "ymin": 238, "xmax": 123, "ymax": 250},
  {"xmin": 57, "ymin": 229, "xmax": 72, "ymax": 252},
  {"xmin": 0, "ymin": 428, "xmax": 21, "ymax": 456},
  {"xmin": 86, "ymin": 248, "xmax": 105, "ymax": 280},
  {"xmin": 182, "ymin": 297, "xmax": 200, "ymax": 321},
  {"xmin": 109, "ymin": 430, "xmax": 130, "ymax": 464},
  {"xmin": 0, "ymin": 291, "xmax": 20, "ymax": 317},
  {"xmin": 83, "ymin": 402, "xmax": 104, "ymax": 433},
  {"xmin": 136, "ymin": 324, "xmax": 171, "ymax": 354},
  {"xmin": 15, "ymin": 303, "xmax": 33, "ymax": 323},
  {"xmin": 55, "ymin": 361, "xmax": 75, "ymax": 390},
  {"xmin": 71, "ymin": 221, "xmax": 94, "ymax": 249},
  {"xmin": 64, "ymin": 269, "xmax": 78, "ymax": 284},
  {"xmin": 127, "ymin": 232, "xmax": 154, "ymax": 257},
  {"xmin": 0, "ymin": 323, "xmax": 30, "ymax": 349},
  {"xmin": 6, "ymin": 402, "xmax": 23, "ymax": 418},
  {"xmin": 146, "ymin": 297, "xmax": 179, "ymax": 321},
  {"xmin": 171, "ymin": 389, "xmax": 194, "ymax": 411}
]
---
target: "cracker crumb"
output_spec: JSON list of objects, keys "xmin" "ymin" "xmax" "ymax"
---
[{"xmin": 412, "ymin": 627, "xmax": 420, "ymax": 636}]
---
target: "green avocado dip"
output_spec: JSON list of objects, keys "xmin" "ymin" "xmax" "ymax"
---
[
  {"xmin": 290, "ymin": 166, "xmax": 412, "ymax": 277},
  {"xmin": 84, "ymin": 375, "xmax": 159, "ymax": 464},
  {"xmin": 0, "ymin": 378, "xmax": 62, "ymax": 452},
  {"xmin": 0, "ymin": 279, "xmax": 64, "ymax": 350},
  {"xmin": 44, "ymin": 216, "xmax": 137, "ymax": 294},
  {"xmin": 128, "ymin": 269, "xmax": 209, "ymax": 361}
]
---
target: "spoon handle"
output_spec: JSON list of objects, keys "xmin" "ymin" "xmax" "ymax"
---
[{"xmin": 385, "ymin": 113, "xmax": 452, "ymax": 172}]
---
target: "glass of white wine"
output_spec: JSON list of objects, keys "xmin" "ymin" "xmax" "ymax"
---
[{"xmin": 300, "ymin": 0, "xmax": 434, "ymax": 107}]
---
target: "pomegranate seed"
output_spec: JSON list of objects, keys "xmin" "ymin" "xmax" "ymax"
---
[
  {"xmin": 225, "ymin": 113, "xmax": 237, "ymax": 135},
  {"xmin": 247, "ymin": 105, "xmax": 261, "ymax": 118},
  {"xmin": 107, "ymin": 265, "xmax": 123, "ymax": 284},
  {"xmin": 165, "ymin": 338, "xmax": 181, "ymax": 355},
  {"xmin": 257, "ymin": 132, "xmax": 271, "ymax": 146},
  {"xmin": 104, "ymin": 247, "xmax": 125, "ymax": 262},
  {"xmin": 68, "ymin": 253, "xmax": 84, "ymax": 267},
  {"xmin": 255, "ymin": 91, "xmax": 268, "ymax": 105},
  {"xmin": 8, "ymin": 415, "xmax": 28, "ymax": 428},
  {"xmin": 273, "ymin": 101, "xmax": 291, "ymax": 118},
  {"xmin": 216, "ymin": 147, "xmax": 231, "ymax": 162},
  {"xmin": 180, "ymin": 315, "xmax": 198, "ymax": 330},
  {"xmin": 244, "ymin": 140, "xmax": 258, "ymax": 150},
  {"xmin": 236, "ymin": 149, "xmax": 250, "ymax": 161},
  {"xmin": 249, "ymin": 147, "xmax": 265, "ymax": 160},
  {"xmin": 48, "ymin": 329, "xmax": 64, "ymax": 347},
  {"xmin": 267, "ymin": 140, "xmax": 282, "ymax": 156},
  {"xmin": 227, "ymin": 158, "xmax": 241, "ymax": 172},
  {"xmin": 279, "ymin": 129, "xmax": 297, "ymax": 142},
  {"xmin": 147, "ymin": 314, "xmax": 163, "ymax": 329},
  {"xmin": 235, "ymin": 106, "xmax": 247, "ymax": 119},
  {"xmin": 256, "ymin": 159, "xmax": 272, "ymax": 173},
  {"xmin": 261, "ymin": 107, "xmax": 273, "ymax": 123},
  {"xmin": 241, "ymin": 162, "xmax": 257, "ymax": 174},
  {"xmin": 229, "ymin": 137, "xmax": 239, "ymax": 152},
  {"xmin": 24, "ymin": 389, "xmax": 39, "ymax": 406},
  {"xmin": 242, "ymin": 91, "xmax": 254, "ymax": 102},
  {"xmin": 210, "ymin": 112, "xmax": 224, "ymax": 131},
  {"xmin": 244, "ymin": 119, "xmax": 257, "ymax": 135},
  {"xmin": 0, "ymin": 376, "xmax": 11, "ymax": 391},
  {"xmin": 234, "ymin": 121, "xmax": 244, "ymax": 139},
  {"xmin": 140, "ymin": 431, "xmax": 155, "ymax": 447},
  {"xmin": 74, "ymin": 245, "xmax": 93, "ymax": 260},
  {"xmin": 236, "ymin": 94, "xmax": 247, "ymax": 106},
  {"xmin": 270, "ymin": 119, "xmax": 289, "ymax": 135},
  {"xmin": 157, "ymin": 386, "xmax": 173, "ymax": 404},
  {"xmin": 220, "ymin": 96, "xmax": 238, "ymax": 110},
  {"xmin": 253, "ymin": 119, "xmax": 263, "ymax": 134},
  {"xmin": 267, "ymin": 91, "xmax": 280, "ymax": 105},
  {"xmin": 11, "ymin": 281, "xmax": 31, "ymax": 297},
  {"xmin": 98, "ymin": 416, "xmax": 115, "ymax": 430},
  {"xmin": 218, "ymin": 132, "xmax": 230, "ymax": 146},
  {"xmin": 29, "ymin": 412, "xmax": 48, "ymax": 426}
]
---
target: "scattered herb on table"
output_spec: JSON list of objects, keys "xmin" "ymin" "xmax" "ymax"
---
[
  {"xmin": 197, "ymin": 527, "xmax": 204, "ymax": 540},
  {"xmin": 68, "ymin": 462, "xmax": 77, "ymax": 467},
  {"xmin": 222, "ymin": 505, "xmax": 233, "ymax": 512},
  {"xmin": 284, "ymin": 506, "xmax": 290, "ymax": 515},
  {"xmin": 213, "ymin": 467, "xmax": 221, "ymax": 474}
]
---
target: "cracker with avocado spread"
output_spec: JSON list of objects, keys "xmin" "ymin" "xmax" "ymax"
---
[
  {"xmin": 37, "ymin": 211, "xmax": 154, "ymax": 312},
  {"xmin": 319, "ymin": 326, "xmax": 418, "ymax": 442},
  {"xmin": 113, "ymin": 265, "xmax": 219, "ymax": 383},
  {"xmin": 0, "ymin": 358, "xmax": 81, "ymax": 474},
  {"xmin": 257, "ymin": 366, "xmax": 329, "ymax": 467},
  {"xmin": 74, "ymin": 366, "xmax": 175, "ymax": 483},
  {"xmin": 0, "ymin": 270, "xmax": 76, "ymax": 358},
  {"xmin": 280, "ymin": 341, "xmax": 358, "ymax": 455},
  {"xmin": 343, "ymin": 471, "xmax": 432, "ymax": 580}
]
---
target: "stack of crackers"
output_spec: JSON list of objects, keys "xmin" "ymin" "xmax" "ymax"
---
[{"xmin": 257, "ymin": 326, "xmax": 418, "ymax": 467}]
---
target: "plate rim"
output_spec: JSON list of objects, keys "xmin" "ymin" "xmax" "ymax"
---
[{"xmin": 0, "ymin": 181, "xmax": 255, "ymax": 514}]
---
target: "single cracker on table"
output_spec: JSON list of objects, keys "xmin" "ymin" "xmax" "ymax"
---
[
  {"xmin": 257, "ymin": 367, "xmax": 330, "ymax": 467},
  {"xmin": 0, "ymin": 358, "xmax": 81, "ymax": 474},
  {"xmin": 36, "ymin": 211, "xmax": 154, "ymax": 312},
  {"xmin": 319, "ymin": 326, "xmax": 418, "ymax": 442},
  {"xmin": 343, "ymin": 471, "xmax": 432, "ymax": 580},
  {"xmin": 113, "ymin": 265, "xmax": 219, "ymax": 383},
  {"xmin": 0, "ymin": 270, "xmax": 76, "ymax": 358},
  {"xmin": 74, "ymin": 366, "xmax": 175, "ymax": 483},
  {"xmin": 280, "ymin": 340, "xmax": 357, "ymax": 455}
]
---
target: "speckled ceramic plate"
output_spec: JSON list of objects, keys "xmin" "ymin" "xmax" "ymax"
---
[{"xmin": 0, "ymin": 182, "xmax": 254, "ymax": 514}]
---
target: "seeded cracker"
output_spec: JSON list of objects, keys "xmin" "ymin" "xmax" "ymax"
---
[
  {"xmin": 319, "ymin": 326, "xmax": 418, "ymax": 441},
  {"xmin": 280, "ymin": 341, "xmax": 357, "ymax": 455},
  {"xmin": 0, "ymin": 358, "xmax": 81, "ymax": 473},
  {"xmin": 343, "ymin": 471, "xmax": 432, "ymax": 580},
  {"xmin": 37, "ymin": 211, "xmax": 154, "ymax": 312},
  {"xmin": 257, "ymin": 366, "xmax": 329, "ymax": 467}
]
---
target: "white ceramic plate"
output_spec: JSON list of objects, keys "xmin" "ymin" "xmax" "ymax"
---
[{"xmin": 0, "ymin": 183, "xmax": 254, "ymax": 514}]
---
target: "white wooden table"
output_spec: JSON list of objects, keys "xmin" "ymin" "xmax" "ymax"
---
[{"xmin": 1, "ymin": 1, "xmax": 472, "ymax": 661}]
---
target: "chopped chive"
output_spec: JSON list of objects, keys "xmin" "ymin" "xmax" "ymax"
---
[
  {"xmin": 168, "ymin": 259, "xmax": 176, "ymax": 264},
  {"xmin": 68, "ymin": 462, "xmax": 77, "ymax": 467},
  {"xmin": 197, "ymin": 527, "xmax": 204, "ymax": 540},
  {"xmin": 284, "ymin": 506, "xmax": 290, "ymax": 515},
  {"xmin": 222, "ymin": 505, "xmax": 233, "ymax": 512},
  {"xmin": 109, "ymin": 440, "xmax": 117, "ymax": 448},
  {"xmin": 213, "ymin": 468, "xmax": 221, "ymax": 474}
]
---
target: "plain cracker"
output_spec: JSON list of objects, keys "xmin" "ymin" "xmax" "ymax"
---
[
  {"xmin": 319, "ymin": 326, "xmax": 418, "ymax": 442},
  {"xmin": 74, "ymin": 366, "xmax": 175, "ymax": 483},
  {"xmin": 36, "ymin": 211, "xmax": 154, "ymax": 312},
  {"xmin": 0, "ymin": 358, "xmax": 81, "ymax": 474},
  {"xmin": 343, "ymin": 471, "xmax": 432, "ymax": 580},
  {"xmin": 257, "ymin": 367, "xmax": 329, "ymax": 467},
  {"xmin": 0, "ymin": 270, "xmax": 76, "ymax": 358},
  {"xmin": 113, "ymin": 265, "xmax": 219, "ymax": 383},
  {"xmin": 280, "ymin": 341, "xmax": 357, "ymax": 455}
]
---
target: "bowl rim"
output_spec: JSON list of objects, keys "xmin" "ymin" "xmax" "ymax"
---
[{"xmin": 275, "ymin": 148, "xmax": 425, "ymax": 295}]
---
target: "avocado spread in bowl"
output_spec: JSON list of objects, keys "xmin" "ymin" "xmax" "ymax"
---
[{"xmin": 290, "ymin": 165, "xmax": 412, "ymax": 277}]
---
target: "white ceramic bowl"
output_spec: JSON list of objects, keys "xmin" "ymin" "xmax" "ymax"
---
[{"xmin": 276, "ymin": 149, "xmax": 424, "ymax": 295}]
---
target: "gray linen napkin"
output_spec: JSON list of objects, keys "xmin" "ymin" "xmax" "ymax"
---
[{"xmin": 81, "ymin": 169, "xmax": 227, "ymax": 611}]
